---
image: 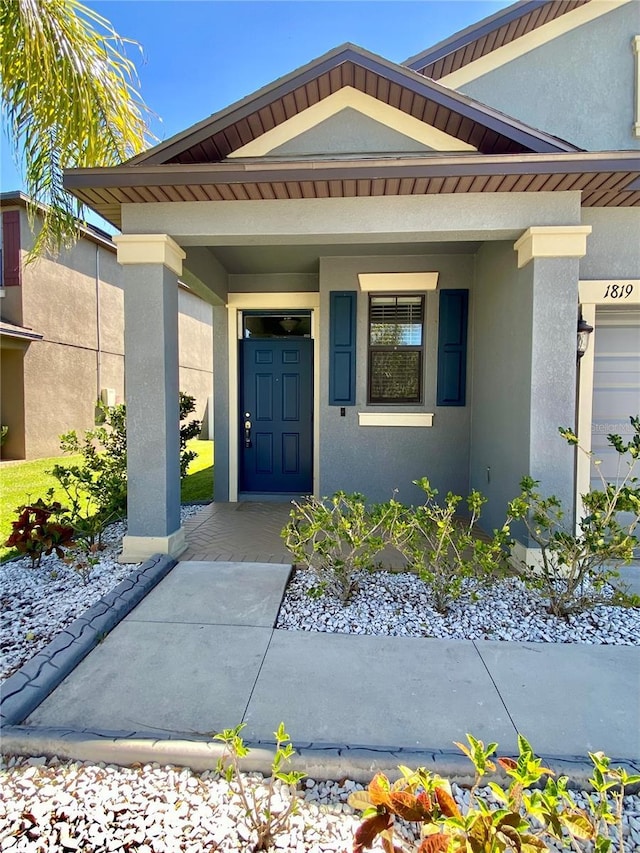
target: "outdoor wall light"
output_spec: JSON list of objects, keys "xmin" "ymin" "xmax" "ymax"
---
[
  {"xmin": 279, "ymin": 317, "xmax": 300, "ymax": 333},
  {"xmin": 577, "ymin": 312, "xmax": 594, "ymax": 360}
]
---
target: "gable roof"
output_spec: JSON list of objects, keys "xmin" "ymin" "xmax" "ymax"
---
[
  {"xmin": 403, "ymin": 0, "xmax": 631, "ymax": 84},
  {"xmin": 64, "ymin": 34, "xmax": 640, "ymax": 227},
  {"xmin": 128, "ymin": 44, "xmax": 579, "ymax": 167}
]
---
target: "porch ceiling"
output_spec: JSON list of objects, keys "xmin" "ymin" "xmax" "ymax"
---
[
  {"xmin": 213, "ymin": 240, "xmax": 482, "ymax": 274},
  {"xmin": 64, "ymin": 151, "xmax": 640, "ymax": 230}
]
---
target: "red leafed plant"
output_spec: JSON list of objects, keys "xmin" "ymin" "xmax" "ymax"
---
[
  {"xmin": 5, "ymin": 497, "xmax": 75, "ymax": 568},
  {"xmin": 348, "ymin": 768, "xmax": 455, "ymax": 853},
  {"xmin": 348, "ymin": 734, "xmax": 640, "ymax": 853}
]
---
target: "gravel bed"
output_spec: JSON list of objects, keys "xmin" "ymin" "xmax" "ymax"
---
[
  {"xmin": 276, "ymin": 569, "xmax": 640, "ymax": 645},
  {"xmin": 1, "ymin": 755, "xmax": 639, "ymax": 852},
  {"xmin": 0, "ymin": 507, "xmax": 202, "ymax": 683}
]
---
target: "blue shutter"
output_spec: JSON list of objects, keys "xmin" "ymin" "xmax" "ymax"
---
[
  {"xmin": 437, "ymin": 289, "xmax": 468, "ymax": 406},
  {"xmin": 329, "ymin": 291, "xmax": 357, "ymax": 405}
]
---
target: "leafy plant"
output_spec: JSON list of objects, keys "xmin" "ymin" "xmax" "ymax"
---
[
  {"xmin": 178, "ymin": 391, "xmax": 202, "ymax": 477},
  {"xmin": 282, "ymin": 492, "xmax": 398, "ymax": 603},
  {"xmin": 63, "ymin": 541, "xmax": 101, "ymax": 585},
  {"xmin": 348, "ymin": 733, "xmax": 639, "ymax": 853},
  {"xmin": 214, "ymin": 722, "xmax": 306, "ymax": 851},
  {"xmin": 508, "ymin": 418, "xmax": 640, "ymax": 617},
  {"xmin": 4, "ymin": 498, "xmax": 75, "ymax": 568},
  {"xmin": 388, "ymin": 479, "xmax": 511, "ymax": 613},
  {"xmin": 50, "ymin": 392, "xmax": 201, "ymax": 546},
  {"xmin": 50, "ymin": 403, "xmax": 128, "ymax": 547},
  {"xmin": 0, "ymin": 425, "xmax": 8, "ymax": 447}
]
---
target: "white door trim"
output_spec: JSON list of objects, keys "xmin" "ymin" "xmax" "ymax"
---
[{"xmin": 227, "ymin": 292, "xmax": 321, "ymax": 502}]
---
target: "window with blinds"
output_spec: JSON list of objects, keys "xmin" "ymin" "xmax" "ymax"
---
[{"xmin": 368, "ymin": 295, "xmax": 424, "ymax": 403}]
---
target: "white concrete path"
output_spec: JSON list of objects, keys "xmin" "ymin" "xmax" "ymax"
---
[{"xmin": 24, "ymin": 562, "xmax": 640, "ymax": 763}]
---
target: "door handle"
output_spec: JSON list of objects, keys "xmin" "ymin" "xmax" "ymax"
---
[{"xmin": 244, "ymin": 419, "xmax": 252, "ymax": 448}]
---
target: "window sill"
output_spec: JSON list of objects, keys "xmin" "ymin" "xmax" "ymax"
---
[{"xmin": 358, "ymin": 412, "xmax": 434, "ymax": 427}]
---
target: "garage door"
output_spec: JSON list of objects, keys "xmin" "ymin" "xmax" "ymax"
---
[{"xmin": 591, "ymin": 308, "xmax": 640, "ymax": 493}]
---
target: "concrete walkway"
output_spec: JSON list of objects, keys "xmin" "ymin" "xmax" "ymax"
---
[{"xmin": 13, "ymin": 559, "xmax": 640, "ymax": 774}]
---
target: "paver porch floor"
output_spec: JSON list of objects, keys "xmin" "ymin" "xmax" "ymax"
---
[{"xmin": 181, "ymin": 502, "xmax": 294, "ymax": 563}]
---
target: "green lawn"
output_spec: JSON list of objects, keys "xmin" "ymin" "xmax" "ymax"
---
[{"xmin": 0, "ymin": 440, "xmax": 213, "ymax": 560}]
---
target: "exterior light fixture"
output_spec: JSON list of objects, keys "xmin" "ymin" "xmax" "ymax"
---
[
  {"xmin": 577, "ymin": 312, "xmax": 594, "ymax": 360},
  {"xmin": 279, "ymin": 317, "xmax": 300, "ymax": 333}
]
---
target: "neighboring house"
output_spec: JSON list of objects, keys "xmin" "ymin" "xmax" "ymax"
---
[
  {"xmin": 0, "ymin": 192, "xmax": 213, "ymax": 460},
  {"xmin": 62, "ymin": 0, "xmax": 639, "ymax": 562}
]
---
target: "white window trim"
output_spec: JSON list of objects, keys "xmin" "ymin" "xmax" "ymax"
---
[{"xmin": 358, "ymin": 412, "xmax": 434, "ymax": 427}]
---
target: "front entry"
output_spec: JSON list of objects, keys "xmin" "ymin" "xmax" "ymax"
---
[{"xmin": 240, "ymin": 337, "xmax": 313, "ymax": 494}]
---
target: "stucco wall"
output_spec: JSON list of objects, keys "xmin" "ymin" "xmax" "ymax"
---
[
  {"xmin": 212, "ymin": 305, "xmax": 230, "ymax": 500},
  {"xmin": 270, "ymin": 108, "xmax": 432, "ymax": 156},
  {"xmin": 1, "ymin": 345, "xmax": 26, "ymax": 459},
  {"xmin": 318, "ymin": 253, "xmax": 474, "ymax": 505},
  {"xmin": 459, "ymin": 2, "xmax": 640, "ymax": 151},
  {"xmin": 470, "ymin": 243, "xmax": 578, "ymax": 538},
  {"xmin": 580, "ymin": 208, "xmax": 640, "ymax": 279},
  {"xmin": 0, "ymin": 204, "xmax": 214, "ymax": 459},
  {"xmin": 470, "ymin": 241, "xmax": 533, "ymax": 535}
]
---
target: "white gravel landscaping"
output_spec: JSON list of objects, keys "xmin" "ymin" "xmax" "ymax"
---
[
  {"xmin": 2, "ymin": 516, "xmax": 640, "ymax": 850},
  {"xmin": 276, "ymin": 568, "xmax": 640, "ymax": 645},
  {"xmin": 3, "ymin": 512, "xmax": 639, "ymax": 684},
  {"xmin": 0, "ymin": 507, "xmax": 202, "ymax": 683},
  {"xmin": 1, "ymin": 755, "xmax": 639, "ymax": 853}
]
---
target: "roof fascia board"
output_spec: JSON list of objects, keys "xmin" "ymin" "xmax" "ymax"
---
[
  {"xmin": 439, "ymin": 0, "xmax": 632, "ymax": 88},
  {"xmin": 63, "ymin": 151, "xmax": 640, "ymax": 190},
  {"xmin": 404, "ymin": 1, "xmax": 540, "ymax": 68}
]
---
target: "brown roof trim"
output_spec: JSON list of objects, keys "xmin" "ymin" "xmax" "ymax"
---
[
  {"xmin": 129, "ymin": 44, "xmax": 578, "ymax": 167},
  {"xmin": 0, "ymin": 190, "xmax": 116, "ymax": 252},
  {"xmin": 65, "ymin": 151, "xmax": 640, "ymax": 187},
  {"xmin": 64, "ymin": 151, "xmax": 640, "ymax": 227},
  {"xmin": 404, "ymin": 0, "xmax": 590, "ymax": 80}
]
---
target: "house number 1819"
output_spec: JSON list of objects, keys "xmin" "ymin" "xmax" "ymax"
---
[{"xmin": 603, "ymin": 283, "xmax": 634, "ymax": 299}]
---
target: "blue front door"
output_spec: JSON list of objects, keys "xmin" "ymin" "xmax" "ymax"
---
[{"xmin": 240, "ymin": 338, "xmax": 313, "ymax": 493}]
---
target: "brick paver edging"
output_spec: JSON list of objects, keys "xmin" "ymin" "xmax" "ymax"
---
[
  {"xmin": 0, "ymin": 554, "xmax": 177, "ymax": 728},
  {"xmin": 2, "ymin": 725, "xmax": 639, "ymax": 789}
]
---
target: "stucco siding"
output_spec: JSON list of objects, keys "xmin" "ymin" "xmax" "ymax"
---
[
  {"xmin": 1, "ymin": 209, "xmax": 214, "ymax": 459},
  {"xmin": 318, "ymin": 253, "xmax": 474, "ymax": 505},
  {"xmin": 22, "ymin": 340, "xmax": 97, "ymax": 459},
  {"xmin": 580, "ymin": 208, "xmax": 640, "ymax": 280},
  {"xmin": 212, "ymin": 305, "xmax": 230, "ymax": 500},
  {"xmin": 121, "ymin": 193, "xmax": 582, "ymax": 243},
  {"xmin": 228, "ymin": 273, "xmax": 319, "ymax": 293},
  {"xmin": 269, "ymin": 108, "xmax": 433, "ymax": 156},
  {"xmin": 459, "ymin": 2, "xmax": 640, "ymax": 151},
  {"xmin": 470, "ymin": 241, "xmax": 533, "ymax": 535},
  {"xmin": 1, "ymin": 347, "xmax": 26, "ymax": 459}
]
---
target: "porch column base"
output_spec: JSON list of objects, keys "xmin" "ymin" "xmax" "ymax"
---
[
  {"xmin": 509, "ymin": 540, "xmax": 545, "ymax": 575},
  {"xmin": 119, "ymin": 528, "xmax": 187, "ymax": 564}
]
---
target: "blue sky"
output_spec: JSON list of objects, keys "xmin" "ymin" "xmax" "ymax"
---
[{"xmin": 1, "ymin": 0, "xmax": 508, "ymax": 219}]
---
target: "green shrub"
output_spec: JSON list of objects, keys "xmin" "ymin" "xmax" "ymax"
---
[
  {"xmin": 508, "ymin": 418, "xmax": 640, "ymax": 617},
  {"xmin": 388, "ymin": 478, "xmax": 511, "ymax": 613},
  {"xmin": 349, "ymin": 734, "xmax": 639, "ymax": 853},
  {"xmin": 50, "ymin": 392, "xmax": 201, "ymax": 545},
  {"xmin": 282, "ymin": 491, "xmax": 397, "ymax": 603},
  {"xmin": 214, "ymin": 722, "xmax": 305, "ymax": 851}
]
